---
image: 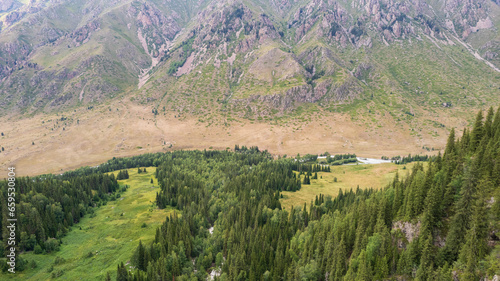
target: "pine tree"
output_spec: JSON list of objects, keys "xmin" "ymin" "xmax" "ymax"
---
[
  {"xmin": 356, "ymin": 250, "xmax": 372, "ymax": 281},
  {"xmin": 137, "ymin": 240, "xmax": 145, "ymax": 271},
  {"xmin": 442, "ymin": 159, "xmax": 478, "ymax": 262},
  {"xmin": 457, "ymin": 179, "xmax": 490, "ymax": 279},
  {"xmin": 117, "ymin": 262, "xmax": 128, "ymax": 281},
  {"xmin": 470, "ymin": 110, "xmax": 484, "ymax": 152},
  {"xmin": 485, "ymin": 107, "xmax": 494, "ymax": 138}
]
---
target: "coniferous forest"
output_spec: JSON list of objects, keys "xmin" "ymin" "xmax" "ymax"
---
[{"xmin": 2, "ymin": 107, "xmax": 500, "ymax": 280}]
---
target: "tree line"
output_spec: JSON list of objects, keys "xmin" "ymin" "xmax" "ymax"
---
[
  {"xmin": 119, "ymin": 106, "xmax": 500, "ymax": 280},
  {"xmin": 0, "ymin": 172, "xmax": 121, "ymax": 267}
]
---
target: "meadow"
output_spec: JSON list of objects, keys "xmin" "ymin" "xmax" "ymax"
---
[
  {"xmin": 6, "ymin": 167, "xmax": 174, "ymax": 281},
  {"xmin": 281, "ymin": 162, "xmax": 419, "ymax": 211}
]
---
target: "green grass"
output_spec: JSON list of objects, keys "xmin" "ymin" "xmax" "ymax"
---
[
  {"xmin": 281, "ymin": 162, "xmax": 420, "ymax": 211},
  {"xmin": 6, "ymin": 167, "xmax": 174, "ymax": 281}
]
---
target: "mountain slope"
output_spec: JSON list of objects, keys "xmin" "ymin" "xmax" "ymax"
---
[
  {"xmin": 0, "ymin": 0, "xmax": 498, "ymax": 115},
  {"xmin": 0, "ymin": 0, "xmax": 499, "ymax": 175}
]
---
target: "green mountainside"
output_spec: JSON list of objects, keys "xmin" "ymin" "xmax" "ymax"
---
[{"xmin": 0, "ymin": 0, "xmax": 499, "ymax": 121}]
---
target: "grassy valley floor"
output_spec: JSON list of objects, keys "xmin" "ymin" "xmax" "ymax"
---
[
  {"xmin": 5, "ymin": 167, "xmax": 174, "ymax": 280},
  {"xmin": 281, "ymin": 162, "xmax": 420, "ymax": 211}
]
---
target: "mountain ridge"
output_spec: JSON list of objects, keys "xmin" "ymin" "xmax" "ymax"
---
[
  {"xmin": 0, "ymin": 0, "xmax": 499, "ymax": 115},
  {"xmin": 0, "ymin": 0, "xmax": 499, "ymax": 175}
]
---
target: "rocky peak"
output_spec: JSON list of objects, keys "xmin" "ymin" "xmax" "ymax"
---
[
  {"xmin": 129, "ymin": 1, "xmax": 181, "ymax": 58},
  {"xmin": 0, "ymin": 0, "xmax": 498, "ymax": 116}
]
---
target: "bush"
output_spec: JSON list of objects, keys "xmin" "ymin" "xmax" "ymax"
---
[
  {"xmin": 16, "ymin": 257, "xmax": 27, "ymax": 272},
  {"xmin": 54, "ymin": 256, "xmax": 65, "ymax": 265},
  {"xmin": 34, "ymin": 244, "xmax": 43, "ymax": 254},
  {"xmin": 44, "ymin": 238, "xmax": 60, "ymax": 253},
  {"xmin": 0, "ymin": 258, "xmax": 8, "ymax": 272},
  {"xmin": 51, "ymin": 270, "xmax": 64, "ymax": 278}
]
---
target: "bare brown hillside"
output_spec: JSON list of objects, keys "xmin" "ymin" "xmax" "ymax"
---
[{"xmin": 0, "ymin": 100, "xmax": 459, "ymax": 176}]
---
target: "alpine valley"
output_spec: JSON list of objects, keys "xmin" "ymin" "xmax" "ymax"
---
[
  {"xmin": 0, "ymin": 0, "xmax": 500, "ymax": 174},
  {"xmin": 1, "ymin": 0, "xmax": 500, "ymax": 280}
]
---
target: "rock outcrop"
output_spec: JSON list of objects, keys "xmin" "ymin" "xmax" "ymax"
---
[{"xmin": 392, "ymin": 221, "xmax": 421, "ymax": 248}]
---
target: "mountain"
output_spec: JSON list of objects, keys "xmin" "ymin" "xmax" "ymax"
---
[
  {"xmin": 1, "ymin": 0, "xmax": 500, "ymax": 175},
  {"xmin": 1, "ymin": 0, "xmax": 499, "ymax": 114}
]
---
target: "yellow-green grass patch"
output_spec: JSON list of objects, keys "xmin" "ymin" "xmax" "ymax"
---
[
  {"xmin": 8, "ymin": 167, "xmax": 174, "ymax": 281},
  {"xmin": 281, "ymin": 162, "xmax": 420, "ymax": 211}
]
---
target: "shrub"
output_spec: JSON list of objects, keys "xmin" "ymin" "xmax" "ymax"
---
[
  {"xmin": 44, "ymin": 238, "xmax": 60, "ymax": 253},
  {"xmin": 54, "ymin": 256, "xmax": 66, "ymax": 265},
  {"xmin": 34, "ymin": 244, "xmax": 43, "ymax": 254},
  {"xmin": 51, "ymin": 270, "xmax": 64, "ymax": 278}
]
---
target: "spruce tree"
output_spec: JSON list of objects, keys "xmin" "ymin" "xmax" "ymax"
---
[
  {"xmin": 444, "ymin": 128, "xmax": 456, "ymax": 156},
  {"xmin": 356, "ymin": 250, "xmax": 372, "ymax": 281},
  {"xmin": 332, "ymin": 237, "xmax": 347, "ymax": 280},
  {"xmin": 442, "ymin": 159, "xmax": 478, "ymax": 262},
  {"xmin": 416, "ymin": 233, "xmax": 435, "ymax": 280},
  {"xmin": 117, "ymin": 262, "xmax": 128, "ymax": 281},
  {"xmin": 485, "ymin": 107, "xmax": 494, "ymax": 138},
  {"xmin": 303, "ymin": 175, "xmax": 310, "ymax": 185},
  {"xmin": 137, "ymin": 240, "xmax": 145, "ymax": 271},
  {"xmin": 470, "ymin": 110, "xmax": 484, "ymax": 152},
  {"xmin": 457, "ymin": 179, "xmax": 489, "ymax": 279}
]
